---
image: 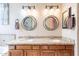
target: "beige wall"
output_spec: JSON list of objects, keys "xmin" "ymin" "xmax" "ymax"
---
[
  {"xmin": 0, "ymin": 3, "xmax": 62, "ymax": 37},
  {"xmin": 77, "ymin": 4, "xmax": 79, "ymax": 56}
]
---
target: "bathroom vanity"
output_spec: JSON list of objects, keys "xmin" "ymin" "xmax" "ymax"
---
[{"xmin": 7, "ymin": 38, "xmax": 74, "ymax": 56}]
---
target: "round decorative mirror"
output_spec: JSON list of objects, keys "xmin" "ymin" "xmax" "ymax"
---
[
  {"xmin": 22, "ymin": 16, "xmax": 37, "ymax": 31},
  {"xmin": 43, "ymin": 15, "xmax": 59, "ymax": 31}
]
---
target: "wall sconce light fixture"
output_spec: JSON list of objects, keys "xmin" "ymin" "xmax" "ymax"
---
[
  {"xmin": 45, "ymin": 5, "xmax": 59, "ymax": 9},
  {"xmin": 57, "ymin": 5, "xmax": 59, "ymax": 9},
  {"xmin": 22, "ymin": 5, "xmax": 35, "ymax": 9}
]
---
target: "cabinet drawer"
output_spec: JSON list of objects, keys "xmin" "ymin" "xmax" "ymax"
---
[
  {"xmin": 49, "ymin": 45, "xmax": 65, "ymax": 49},
  {"xmin": 24, "ymin": 50, "xmax": 40, "ymax": 56},
  {"xmin": 16, "ymin": 45, "xmax": 32, "ymax": 50},
  {"xmin": 65, "ymin": 45, "xmax": 74, "ymax": 49},
  {"xmin": 9, "ymin": 50, "xmax": 23, "ymax": 56},
  {"xmin": 41, "ymin": 50, "xmax": 55, "ymax": 56},
  {"xmin": 55, "ymin": 50, "xmax": 71, "ymax": 56},
  {"xmin": 32, "ymin": 46, "xmax": 40, "ymax": 49},
  {"xmin": 65, "ymin": 49, "xmax": 74, "ymax": 56},
  {"xmin": 41, "ymin": 46, "xmax": 48, "ymax": 49}
]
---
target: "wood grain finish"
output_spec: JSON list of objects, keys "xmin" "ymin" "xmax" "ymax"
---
[
  {"xmin": 49, "ymin": 45, "xmax": 65, "ymax": 49},
  {"xmin": 41, "ymin": 46, "xmax": 48, "ymax": 49},
  {"xmin": 9, "ymin": 50, "xmax": 23, "ymax": 56},
  {"xmin": 32, "ymin": 46, "xmax": 40, "ymax": 49},
  {"xmin": 55, "ymin": 50, "xmax": 71, "ymax": 56},
  {"xmin": 65, "ymin": 45, "xmax": 74, "ymax": 49},
  {"xmin": 9, "ymin": 44, "xmax": 74, "ymax": 56},
  {"xmin": 16, "ymin": 45, "xmax": 31, "ymax": 50},
  {"xmin": 41, "ymin": 50, "xmax": 56, "ymax": 56},
  {"xmin": 24, "ymin": 50, "xmax": 40, "ymax": 56}
]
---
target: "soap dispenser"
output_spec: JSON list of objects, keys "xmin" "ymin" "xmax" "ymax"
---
[
  {"xmin": 15, "ymin": 19, "xmax": 19, "ymax": 29},
  {"xmin": 71, "ymin": 14, "xmax": 75, "ymax": 28}
]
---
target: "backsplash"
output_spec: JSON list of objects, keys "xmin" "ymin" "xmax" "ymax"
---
[
  {"xmin": 18, "ymin": 36, "xmax": 62, "ymax": 39},
  {"xmin": 0, "ymin": 34, "xmax": 16, "ymax": 46}
]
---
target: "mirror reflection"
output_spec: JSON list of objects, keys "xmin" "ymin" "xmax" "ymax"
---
[
  {"xmin": 43, "ymin": 15, "xmax": 59, "ymax": 31},
  {"xmin": 22, "ymin": 16, "xmax": 37, "ymax": 31}
]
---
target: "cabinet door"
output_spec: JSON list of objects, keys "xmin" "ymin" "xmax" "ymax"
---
[
  {"xmin": 57, "ymin": 50, "xmax": 73, "ymax": 56},
  {"xmin": 41, "ymin": 50, "xmax": 56, "ymax": 56},
  {"xmin": 40, "ymin": 45, "xmax": 48, "ymax": 49},
  {"xmin": 9, "ymin": 50, "xmax": 23, "ymax": 56},
  {"xmin": 24, "ymin": 50, "xmax": 40, "ymax": 56},
  {"xmin": 49, "ymin": 45, "xmax": 65, "ymax": 49},
  {"xmin": 41, "ymin": 50, "xmax": 73, "ymax": 56},
  {"xmin": 16, "ymin": 45, "xmax": 31, "ymax": 50},
  {"xmin": 32, "ymin": 45, "xmax": 40, "ymax": 49}
]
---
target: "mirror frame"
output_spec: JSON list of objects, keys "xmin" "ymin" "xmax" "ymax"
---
[
  {"xmin": 43, "ymin": 15, "xmax": 59, "ymax": 31},
  {"xmin": 22, "ymin": 16, "xmax": 37, "ymax": 31}
]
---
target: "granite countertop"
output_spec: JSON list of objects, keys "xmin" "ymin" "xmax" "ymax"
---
[{"xmin": 7, "ymin": 37, "xmax": 75, "ymax": 45}]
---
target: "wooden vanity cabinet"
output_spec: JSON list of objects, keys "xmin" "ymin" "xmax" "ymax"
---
[{"xmin": 8, "ymin": 44, "xmax": 74, "ymax": 56}]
